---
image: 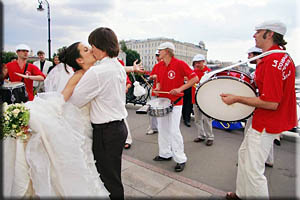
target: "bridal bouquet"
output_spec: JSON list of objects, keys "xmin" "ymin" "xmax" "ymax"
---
[{"xmin": 1, "ymin": 102, "xmax": 30, "ymax": 141}]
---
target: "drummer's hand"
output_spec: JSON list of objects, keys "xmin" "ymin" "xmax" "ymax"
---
[
  {"xmin": 169, "ymin": 88, "xmax": 181, "ymax": 96},
  {"xmin": 220, "ymin": 93, "xmax": 237, "ymax": 105},
  {"xmin": 133, "ymin": 60, "xmax": 144, "ymax": 73},
  {"xmin": 4, "ymin": 79, "xmax": 10, "ymax": 83},
  {"xmin": 152, "ymin": 87, "xmax": 160, "ymax": 96},
  {"xmin": 15, "ymin": 72, "xmax": 28, "ymax": 79}
]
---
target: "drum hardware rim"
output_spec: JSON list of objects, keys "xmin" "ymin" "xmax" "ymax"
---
[
  {"xmin": 195, "ymin": 74, "xmax": 257, "ymax": 122},
  {"xmin": 198, "ymin": 76, "xmax": 257, "ymax": 94}
]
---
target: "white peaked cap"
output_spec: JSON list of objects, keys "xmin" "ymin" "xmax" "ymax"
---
[
  {"xmin": 255, "ymin": 20, "xmax": 287, "ymax": 36},
  {"xmin": 192, "ymin": 54, "xmax": 206, "ymax": 62},
  {"xmin": 15, "ymin": 44, "xmax": 30, "ymax": 52},
  {"xmin": 247, "ymin": 47, "xmax": 262, "ymax": 54},
  {"xmin": 157, "ymin": 42, "xmax": 175, "ymax": 51}
]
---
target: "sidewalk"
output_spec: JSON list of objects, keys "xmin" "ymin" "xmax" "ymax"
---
[{"xmin": 122, "ymin": 154, "xmax": 226, "ymax": 199}]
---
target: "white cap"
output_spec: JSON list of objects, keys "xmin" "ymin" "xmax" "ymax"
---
[
  {"xmin": 247, "ymin": 47, "xmax": 262, "ymax": 54},
  {"xmin": 255, "ymin": 20, "xmax": 287, "ymax": 36},
  {"xmin": 192, "ymin": 54, "xmax": 206, "ymax": 62},
  {"xmin": 16, "ymin": 44, "xmax": 30, "ymax": 52},
  {"xmin": 155, "ymin": 49, "xmax": 160, "ymax": 55},
  {"xmin": 157, "ymin": 42, "xmax": 175, "ymax": 51}
]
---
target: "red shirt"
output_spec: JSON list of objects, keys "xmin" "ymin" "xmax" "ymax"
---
[
  {"xmin": 192, "ymin": 66, "xmax": 211, "ymax": 104},
  {"xmin": 252, "ymin": 45, "xmax": 297, "ymax": 133},
  {"xmin": 6, "ymin": 61, "xmax": 46, "ymax": 101},
  {"xmin": 156, "ymin": 57, "xmax": 197, "ymax": 105}
]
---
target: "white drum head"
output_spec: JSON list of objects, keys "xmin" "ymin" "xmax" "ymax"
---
[
  {"xmin": 196, "ymin": 78, "xmax": 256, "ymax": 122},
  {"xmin": 2, "ymin": 82, "xmax": 25, "ymax": 89},
  {"xmin": 148, "ymin": 98, "xmax": 171, "ymax": 108}
]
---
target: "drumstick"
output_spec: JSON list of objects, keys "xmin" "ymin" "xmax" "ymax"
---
[
  {"xmin": 155, "ymin": 91, "xmax": 184, "ymax": 97},
  {"xmin": 140, "ymin": 75, "xmax": 152, "ymax": 88}
]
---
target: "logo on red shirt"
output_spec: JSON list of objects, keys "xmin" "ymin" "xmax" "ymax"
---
[{"xmin": 168, "ymin": 70, "xmax": 176, "ymax": 79}]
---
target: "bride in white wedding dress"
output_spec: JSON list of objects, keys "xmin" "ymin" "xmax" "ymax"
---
[{"xmin": 3, "ymin": 42, "xmax": 109, "ymax": 198}]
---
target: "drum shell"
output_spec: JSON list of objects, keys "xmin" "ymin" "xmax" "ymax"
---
[
  {"xmin": 148, "ymin": 106, "xmax": 173, "ymax": 117},
  {"xmin": 147, "ymin": 98, "xmax": 173, "ymax": 117},
  {"xmin": 1, "ymin": 83, "xmax": 28, "ymax": 104}
]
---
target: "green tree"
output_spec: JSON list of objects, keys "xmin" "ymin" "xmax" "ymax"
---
[
  {"xmin": 119, "ymin": 40, "xmax": 140, "ymax": 66},
  {"xmin": 2, "ymin": 51, "xmax": 17, "ymax": 64},
  {"xmin": 125, "ymin": 49, "xmax": 140, "ymax": 66}
]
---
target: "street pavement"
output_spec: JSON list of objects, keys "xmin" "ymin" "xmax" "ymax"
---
[{"xmin": 122, "ymin": 104, "xmax": 300, "ymax": 199}]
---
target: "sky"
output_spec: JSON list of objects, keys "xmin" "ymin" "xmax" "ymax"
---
[{"xmin": 2, "ymin": 0, "xmax": 300, "ymax": 65}]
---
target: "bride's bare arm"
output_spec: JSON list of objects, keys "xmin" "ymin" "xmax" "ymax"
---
[{"xmin": 61, "ymin": 70, "xmax": 85, "ymax": 101}]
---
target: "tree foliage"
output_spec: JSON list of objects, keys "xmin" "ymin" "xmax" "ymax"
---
[
  {"xmin": 2, "ymin": 51, "xmax": 17, "ymax": 64},
  {"xmin": 119, "ymin": 40, "xmax": 140, "ymax": 66}
]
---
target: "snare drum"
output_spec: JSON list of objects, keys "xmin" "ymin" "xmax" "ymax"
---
[
  {"xmin": 196, "ymin": 70, "xmax": 256, "ymax": 122},
  {"xmin": 1, "ymin": 82, "xmax": 28, "ymax": 104},
  {"xmin": 147, "ymin": 98, "xmax": 173, "ymax": 117}
]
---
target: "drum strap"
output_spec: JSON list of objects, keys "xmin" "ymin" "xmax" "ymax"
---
[
  {"xmin": 21, "ymin": 63, "xmax": 29, "ymax": 82},
  {"xmin": 172, "ymin": 96, "xmax": 183, "ymax": 105}
]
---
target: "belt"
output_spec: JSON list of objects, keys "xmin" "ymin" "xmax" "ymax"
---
[{"xmin": 92, "ymin": 119, "xmax": 124, "ymax": 128}]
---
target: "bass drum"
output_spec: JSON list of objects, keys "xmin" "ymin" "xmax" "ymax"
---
[{"xmin": 195, "ymin": 70, "xmax": 256, "ymax": 122}]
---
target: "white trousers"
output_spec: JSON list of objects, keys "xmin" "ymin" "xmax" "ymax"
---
[
  {"xmin": 193, "ymin": 104, "xmax": 213, "ymax": 140},
  {"xmin": 157, "ymin": 106, "xmax": 187, "ymax": 164},
  {"xmin": 245, "ymin": 117, "xmax": 274, "ymax": 164},
  {"xmin": 125, "ymin": 119, "xmax": 132, "ymax": 144},
  {"xmin": 236, "ymin": 125, "xmax": 279, "ymax": 199}
]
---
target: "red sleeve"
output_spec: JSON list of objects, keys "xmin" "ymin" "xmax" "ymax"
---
[
  {"xmin": 260, "ymin": 56, "xmax": 283, "ymax": 103},
  {"xmin": 181, "ymin": 61, "xmax": 196, "ymax": 80},
  {"xmin": 118, "ymin": 59, "xmax": 125, "ymax": 66},
  {"xmin": 30, "ymin": 64, "xmax": 46, "ymax": 78},
  {"xmin": 126, "ymin": 75, "xmax": 132, "ymax": 85},
  {"xmin": 150, "ymin": 64, "xmax": 159, "ymax": 76}
]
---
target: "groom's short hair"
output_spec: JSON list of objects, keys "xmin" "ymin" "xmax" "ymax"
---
[{"xmin": 88, "ymin": 27, "xmax": 119, "ymax": 58}]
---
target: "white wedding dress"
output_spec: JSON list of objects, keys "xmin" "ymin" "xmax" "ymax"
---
[{"xmin": 3, "ymin": 92, "xmax": 109, "ymax": 198}]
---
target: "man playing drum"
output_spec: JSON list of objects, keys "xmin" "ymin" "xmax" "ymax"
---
[
  {"xmin": 153, "ymin": 42, "xmax": 198, "ymax": 172},
  {"xmin": 221, "ymin": 21, "xmax": 297, "ymax": 199},
  {"xmin": 3, "ymin": 44, "xmax": 46, "ymax": 101}
]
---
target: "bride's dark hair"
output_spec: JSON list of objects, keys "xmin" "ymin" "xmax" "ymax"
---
[{"xmin": 58, "ymin": 42, "xmax": 82, "ymax": 72}]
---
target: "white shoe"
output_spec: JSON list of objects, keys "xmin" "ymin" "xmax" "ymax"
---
[{"xmin": 146, "ymin": 129, "xmax": 158, "ymax": 135}]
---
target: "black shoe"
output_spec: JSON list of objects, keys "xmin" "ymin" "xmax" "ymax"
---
[
  {"xmin": 184, "ymin": 121, "xmax": 191, "ymax": 127},
  {"xmin": 174, "ymin": 162, "xmax": 185, "ymax": 172},
  {"xmin": 153, "ymin": 156, "xmax": 172, "ymax": 161},
  {"xmin": 274, "ymin": 139, "xmax": 281, "ymax": 146},
  {"xmin": 265, "ymin": 162, "xmax": 273, "ymax": 168},
  {"xmin": 206, "ymin": 140, "xmax": 214, "ymax": 146},
  {"xmin": 193, "ymin": 137, "xmax": 205, "ymax": 143}
]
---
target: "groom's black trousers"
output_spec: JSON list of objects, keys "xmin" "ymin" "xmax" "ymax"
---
[{"xmin": 92, "ymin": 119, "xmax": 128, "ymax": 200}]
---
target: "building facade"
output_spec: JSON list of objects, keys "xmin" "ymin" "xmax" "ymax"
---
[{"xmin": 125, "ymin": 38, "xmax": 207, "ymax": 71}]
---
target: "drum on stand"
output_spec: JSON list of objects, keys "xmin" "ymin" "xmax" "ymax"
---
[
  {"xmin": 195, "ymin": 70, "xmax": 257, "ymax": 122},
  {"xmin": 147, "ymin": 98, "xmax": 173, "ymax": 117},
  {"xmin": 1, "ymin": 82, "xmax": 28, "ymax": 104}
]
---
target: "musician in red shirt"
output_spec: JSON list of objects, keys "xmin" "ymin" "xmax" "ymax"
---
[
  {"xmin": 153, "ymin": 42, "xmax": 198, "ymax": 172},
  {"xmin": 191, "ymin": 54, "xmax": 214, "ymax": 146},
  {"xmin": 4, "ymin": 44, "xmax": 45, "ymax": 101},
  {"xmin": 222, "ymin": 21, "xmax": 297, "ymax": 200}
]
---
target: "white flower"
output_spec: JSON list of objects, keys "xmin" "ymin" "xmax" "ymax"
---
[
  {"xmin": 3, "ymin": 102, "xmax": 8, "ymax": 112},
  {"xmin": 12, "ymin": 124, "xmax": 17, "ymax": 129},
  {"xmin": 12, "ymin": 109, "xmax": 20, "ymax": 115}
]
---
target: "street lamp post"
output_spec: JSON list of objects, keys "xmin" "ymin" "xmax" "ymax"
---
[{"xmin": 37, "ymin": 0, "xmax": 51, "ymax": 60}]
